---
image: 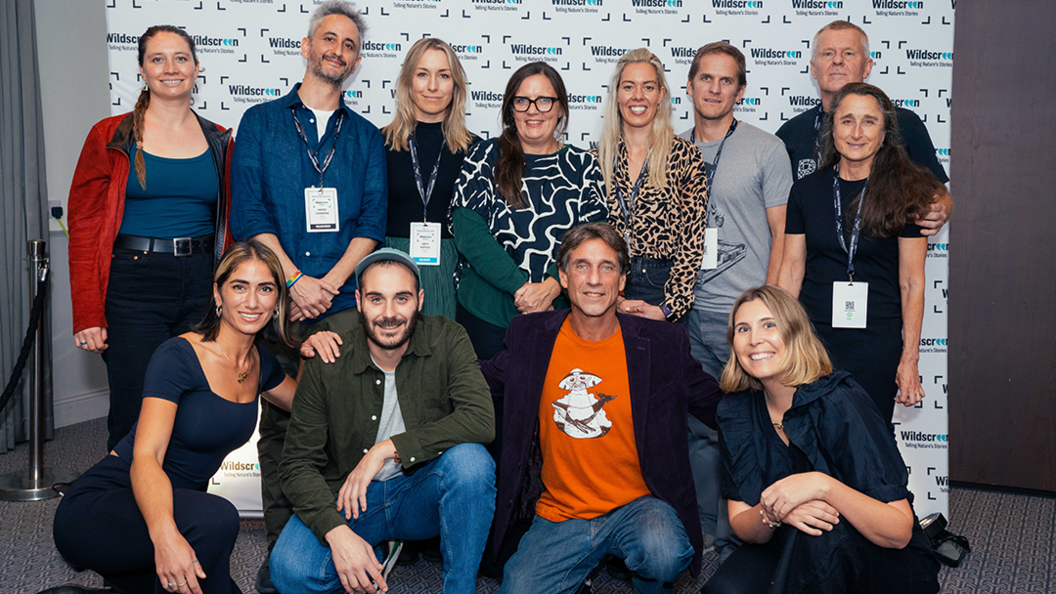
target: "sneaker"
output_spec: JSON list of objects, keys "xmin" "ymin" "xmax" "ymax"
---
[
  {"xmin": 701, "ymin": 531, "xmax": 717, "ymax": 555},
  {"xmin": 255, "ymin": 541, "xmax": 277, "ymax": 594}
]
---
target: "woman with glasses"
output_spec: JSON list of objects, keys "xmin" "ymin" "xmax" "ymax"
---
[
  {"xmin": 594, "ymin": 48, "xmax": 708, "ymax": 323},
  {"xmin": 381, "ymin": 37, "xmax": 479, "ymax": 320},
  {"xmin": 451, "ymin": 61, "xmax": 606, "ymax": 360}
]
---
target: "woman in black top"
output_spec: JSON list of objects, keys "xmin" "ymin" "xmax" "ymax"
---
[
  {"xmin": 53, "ymin": 242, "xmax": 305, "ymax": 594},
  {"xmin": 777, "ymin": 83, "xmax": 943, "ymax": 422},
  {"xmin": 701, "ymin": 285, "xmax": 939, "ymax": 594},
  {"xmin": 381, "ymin": 37, "xmax": 478, "ymax": 319}
]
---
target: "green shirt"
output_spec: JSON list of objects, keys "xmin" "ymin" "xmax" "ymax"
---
[{"xmin": 278, "ymin": 310, "xmax": 495, "ymax": 544}]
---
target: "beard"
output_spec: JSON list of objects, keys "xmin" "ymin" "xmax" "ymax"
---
[
  {"xmin": 360, "ymin": 310, "xmax": 418, "ymax": 351},
  {"xmin": 310, "ymin": 51, "xmax": 352, "ymax": 88}
]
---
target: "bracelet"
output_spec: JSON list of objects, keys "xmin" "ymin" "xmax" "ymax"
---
[
  {"xmin": 760, "ymin": 509, "xmax": 782, "ymax": 530},
  {"xmin": 287, "ymin": 271, "xmax": 304, "ymax": 288}
]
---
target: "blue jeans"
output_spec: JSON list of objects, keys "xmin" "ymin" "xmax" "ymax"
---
[
  {"xmin": 623, "ymin": 256, "xmax": 672, "ymax": 308},
  {"xmin": 499, "ymin": 495, "xmax": 693, "ymax": 594},
  {"xmin": 683, "ymin": 309, "xmax": 738, "ymax": 558},
  {"xmin": 270, "ymin": 443, "xmax": 495, "ymax": 594}
]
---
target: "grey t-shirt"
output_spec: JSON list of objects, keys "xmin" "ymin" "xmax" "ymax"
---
[
  {"xmin": 372, "ymin": 361, "xmax": 407, "ymax": 482},
  {"xmin": 679, "ymin": 122, "xmax": 792, "ymax": 313}
]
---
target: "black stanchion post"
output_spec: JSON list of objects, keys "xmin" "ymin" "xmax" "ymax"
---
[{"xmin": 0, "ymin": 239, "xmax": 79, "ymax": 501}]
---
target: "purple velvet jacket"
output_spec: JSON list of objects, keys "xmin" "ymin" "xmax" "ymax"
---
[{"xmin": 480, "ymin": 309, "xmax": 722, "ymax": 576}]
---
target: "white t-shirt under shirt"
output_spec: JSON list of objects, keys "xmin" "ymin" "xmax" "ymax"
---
[
  {"xmin": 308, "ymin": 107, "xmax": 336, "ymax": 142},
  {"xmin": 371, "ymin": 358, "xmax": 407, "ymax": 482},
  {"xmin": 679, "ymin": 122, "xmax": 792, "ymax": 313}
]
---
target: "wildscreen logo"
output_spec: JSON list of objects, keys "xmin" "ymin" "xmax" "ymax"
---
[
  {"xmin": 906, "ymin": 49, "xmax": 953, "ymax": 68},
  {"xmin": 713, "ymin": 0, "xmax": 763, "ymax": 7},
  {"xmin": 473, "ymin": 0, "xmax": 522, "ymax": 11},
  {"xmin": 751, "ymin": 48, "xmax": 803, "ymax": 66},
  {"xmin": 362, "ymin": 41, "xmax": 402, "ymax": 57},
  {"xmin": 875, "ymin": 0, "xmax": 924, "ymax": 7},
  {"xmin": 569, "ymin": 93, "xmax": 602, "ymax": 110},
  {"xmin": 471, "ymin": 90, "xmax": 504, "ymax": 108},
  {"xmin": 926, "ymin": 242, "xmax": 949, "ymax": 259},
  {"xmin": 229, "ymin": 84, "xmax": 281, "ymax": 105},
  {"xmin": 900, "ymin": 431, "xmax": 948, "ymax": 450},
  {"xmin": 892, "ymin": 98, "xmax": 920, "ymax": 107},
  {"xmin": 193, "ymin": 35, "xmax": 238, "ymax": 55},
  {"xmin": 452, "ymin": 44, "xmax": 484, "ymax": 60},
  {"xmin": 343, "ymin": 90, "xmax": 363, "ymax": 100},
  {"xmin": 670, "ymin": 46, "xmax": 695, "ymax": 64},
  {"xmin": 269, "ymin": 37, "xmax": 302, "ymax": 57},
  {"xmin": 511, "ymin": 44, "xmax": 561, "ymax": 63},
  {"xmin": 792, "ymin": 0, "xmax": 841, "ymax": 7},
  {"xmin": 919, "ymin": 337, "xmax": 947, "ymax": 353},
  {"xmin": 632, "ymin": 0, "xmax": 683, "ymax": 6}
]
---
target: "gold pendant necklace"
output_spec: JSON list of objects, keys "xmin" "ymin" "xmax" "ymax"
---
[{"xmin": 215, "ymin": 342, "xmax": 250, "ymax": 384}]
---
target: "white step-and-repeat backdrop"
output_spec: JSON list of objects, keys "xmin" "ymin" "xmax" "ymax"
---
[{"xmin": 104, "ymin": 0, "xmax": 953, "ymax": 517}]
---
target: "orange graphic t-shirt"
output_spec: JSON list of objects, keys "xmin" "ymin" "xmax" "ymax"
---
[{"xmin": 535, "ymin": 318, "xmax": 651, "ymax": 522}]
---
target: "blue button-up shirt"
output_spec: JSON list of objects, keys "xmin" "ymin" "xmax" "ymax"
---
[{"xmin": 231, "ymin": 84, "xmax": 387, "ymax": 319}]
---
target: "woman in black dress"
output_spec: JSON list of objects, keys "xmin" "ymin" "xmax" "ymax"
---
[
  {"xmin": 777, "ymin": 83, "xmax": 943, "ymax": 422},
  {"xmin": 701, "ymin": 285, "xmax": 939, "ymax": 594}
]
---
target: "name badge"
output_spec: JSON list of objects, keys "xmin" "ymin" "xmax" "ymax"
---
[
  {"xmin": 410, "ymin": 222, "xmax": 441, "ymax": 266},
  {"xmin": 701, "ymin": 229, "xmax": 718, "ymax": 270},
  {"xmin": 832, "ymin": 281, "xmax": 868, "ymax": 328},
  {"xmin": 305, "ymin": 187, "xmax": 339, "ymax": 233}
]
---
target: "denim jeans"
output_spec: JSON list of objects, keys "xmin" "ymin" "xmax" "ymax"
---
[
  {"xmin": 499, "ymin": 495, "xmax": 693, "ymax": 594},
  {"xmin": 270, "ymin": 443, "xmax": 495, "ymax": 594},
  {"xmin": 623, "ymin": 256, "xmax": 673, "ymax": 308}
]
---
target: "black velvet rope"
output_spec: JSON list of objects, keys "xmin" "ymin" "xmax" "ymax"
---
[{"xmin": 0, "ymin": 274, "xmax": 48, "ymax": 415}]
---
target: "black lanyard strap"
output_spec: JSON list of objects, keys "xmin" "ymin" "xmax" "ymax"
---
[
  {"xmin": 692, "ymin": 118, "xmax": 738, "ymax": 201},
  {"xmin": 832, "ymin": 164, "xmax": 867, "ymax": 281},
  {"xmin": 291, "ymin": 107, "xmax": 344, "ymax": 186},
  {"xmin": 409, "ymin": 131, "xmax": 444, "ymax": 221},
  {"xmin": 614, "ymin": 156, "xmax": 649, "ymax": 234}
]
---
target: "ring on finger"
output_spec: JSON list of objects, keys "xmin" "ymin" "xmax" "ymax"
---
[
  {"xmin": 167, "ymin": 584, "xmax": 177, "ymax": 590},
  {"xmin": 177, "ymin": 582, "xmax": 187, "ymax": 588}
]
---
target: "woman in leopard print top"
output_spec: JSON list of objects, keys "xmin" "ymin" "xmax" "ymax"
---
[{"xmin": 594, "ymin": 48, "xmax": 709, "ymax": 322}]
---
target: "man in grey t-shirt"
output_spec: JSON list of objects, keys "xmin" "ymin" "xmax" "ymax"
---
[{"xmin": 679, "ymin": 42, "xmax": 792, "ymax": 557}]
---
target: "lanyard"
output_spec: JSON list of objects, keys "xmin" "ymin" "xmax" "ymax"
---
[
  {"xmin": 832, "ymin": 164, "xmax": 867, "ymax": 281},
  {"xmin": 613, "ymin": 156, "xmax": 649, "ymax": 236},
  {"xmin": 692, "ymin": 118, "xmax": 738, "ymax": 200},
  {"xmin": 408, "ymin": 131, "xmax": 444, "ymax": 221},
  {"xmin": 291, "ymin": 107, "xmax": 344, "ymax": 187},
  {"xmin": 812, "ymin": 105, "xmax": 825, "ymax": 163}
]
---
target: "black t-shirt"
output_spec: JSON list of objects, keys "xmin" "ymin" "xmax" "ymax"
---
[
  {"xmin": 384, "ymin": 121, "xmax": 479, "ymax": 239},
  {"xmin": 775, "ymin": 105, "xmax": 950, "ymax": 184},
  {"xmin": 785, "ymin": 167, "xmax": 924, "ymax": 324}
]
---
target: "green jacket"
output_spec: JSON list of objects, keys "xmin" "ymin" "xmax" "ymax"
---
[{"xmin": 278, "ymin": 311, "xmax": 495, "ymax": 544}]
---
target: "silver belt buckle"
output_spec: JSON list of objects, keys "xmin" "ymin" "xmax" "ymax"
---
[{"xmin": 173, "ymin": 237, "xmax": 193, "ymax": 256}]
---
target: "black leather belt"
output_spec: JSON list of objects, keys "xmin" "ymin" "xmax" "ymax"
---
[{"xmin": 113, "ymin": 234, "xmax": 214, "ymax": 256}]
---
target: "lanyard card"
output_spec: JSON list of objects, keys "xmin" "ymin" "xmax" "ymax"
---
[
  {"xmin": 410, "ymin": 222, "xmax": 441, "ymax": 266},
  {"xmin": 832, "ymin": 281, "xmax": 868, "ymax": 328},
  {"xmin": 305, "ymin": 187, "xmax": 339, "ymax": 233},
  {"xmin": 701, "ymin": 229, "xmax": 719, "ymax": 270}
]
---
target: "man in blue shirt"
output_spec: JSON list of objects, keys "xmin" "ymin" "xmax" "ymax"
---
[{"xmin": 230, "ymin": 2, "xmax": 386, "ymax": 591}]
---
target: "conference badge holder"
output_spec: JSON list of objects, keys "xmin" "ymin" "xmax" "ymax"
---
[
  {"xmin": 832, "ymin": 280, "xmax": 868, "ymax": 328},
  {"xmin": 701, "ymin": 229, "xmax": 719, "ymax": 270},
  {"xmin": 305, "ymin": 187, "xmax": 339, "ymax": 233},
  {"xmin": 410, "ymin": 222, "xmax": 441, "ymax": 266}
]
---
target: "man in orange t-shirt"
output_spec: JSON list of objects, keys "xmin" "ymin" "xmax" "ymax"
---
[{"xmin": 482, "ymin": 222, "xmax": 722, "ymax": 593}]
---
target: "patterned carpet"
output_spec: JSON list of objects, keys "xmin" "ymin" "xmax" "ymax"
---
[{"xmin": 0, "ymin": 418, "xmax": 1051, "ymax": 593}]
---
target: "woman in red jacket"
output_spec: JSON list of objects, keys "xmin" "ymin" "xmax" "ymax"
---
[{"xmin": 68, "ymin": 25, "xmax": 233, "ymax": 450}]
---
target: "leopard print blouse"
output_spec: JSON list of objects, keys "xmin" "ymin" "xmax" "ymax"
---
[{"xmin": 598, "ymin": 135, "xmax": 708, "ymax": 319}]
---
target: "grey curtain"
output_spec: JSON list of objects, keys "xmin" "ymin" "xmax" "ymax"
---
[{"xmin": 0, "ymin": 0, "xmax": 54, "ymax": 454}]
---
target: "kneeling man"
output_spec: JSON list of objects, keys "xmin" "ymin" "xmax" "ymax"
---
[
  {"xmin": 483, "ymin": 223, "xmax": 722, "ymax": 593},
  {"xmin": 272, "ymin": 249, "xmax": 496, "ymax": 594}
]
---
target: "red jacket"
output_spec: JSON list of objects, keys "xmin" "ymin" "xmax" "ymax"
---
[{"xmin": 67, "ymin": 112, "xmax": 233, "ymax": 334}]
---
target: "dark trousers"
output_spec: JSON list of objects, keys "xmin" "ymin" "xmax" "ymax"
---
[
  {"xmin": 102, "ymin": 247, "xmax": 212, "ymax": 450},
  {"xmin": 53, "ymin": 456, "xmax": 242, "ymax": 594}
]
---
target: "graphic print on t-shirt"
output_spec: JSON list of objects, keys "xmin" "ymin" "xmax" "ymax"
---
[{"xmin": 551, "ymin": 368, "xmax": 617, "ymax": 439}]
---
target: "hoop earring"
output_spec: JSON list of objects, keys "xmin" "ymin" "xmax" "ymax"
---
[{"xmin": 216, "ymin": 304, "xmax": 222, "ymax": 317}]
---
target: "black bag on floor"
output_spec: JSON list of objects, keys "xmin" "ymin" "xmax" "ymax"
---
[{"xmin": 919, "ymin": 512, "xmax": 971, "ymax": 567}]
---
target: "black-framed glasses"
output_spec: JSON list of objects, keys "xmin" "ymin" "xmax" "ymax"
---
[{"xmin": 512, "ymin": 96, "xmax": 558, "ymax": 112}]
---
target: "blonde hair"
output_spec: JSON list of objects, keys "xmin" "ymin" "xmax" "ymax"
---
[
  {"xmin": 719, "ymin": 286, "xmax": 833, "ymax": 393},
  {"xmin": 382, "ymin": 37, "xmax": 473, "ymax": 154},
  {"xmin": 597, "ymin": 48, "xmax": 674, "ymax": 192}
]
